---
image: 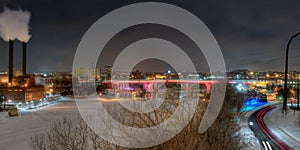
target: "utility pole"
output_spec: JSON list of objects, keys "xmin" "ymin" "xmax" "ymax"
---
[
  {"xmin": 297, "ymin": 78, "xmax": 299, "ymax": 109},
  {"xmin": 298, "ymin": 78, "xmax": 300, "ymax": 110},
  {"xmin": 284, "ymin": 32, "xmax": 300, "ymax": 111}
]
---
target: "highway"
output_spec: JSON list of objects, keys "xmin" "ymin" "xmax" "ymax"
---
[{"xmin": 248, "ymin": 106, "xmax": 291, "ymax": 150}]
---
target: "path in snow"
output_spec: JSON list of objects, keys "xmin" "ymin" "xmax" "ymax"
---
[{"xmin": 0, "ymin": 97, "xmax": 79, "ymax": 150}]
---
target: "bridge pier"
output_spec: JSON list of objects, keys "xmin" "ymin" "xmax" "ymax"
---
[{"xmin": 205, "ymin": 83, "xmax": 211, "ymax": 93}]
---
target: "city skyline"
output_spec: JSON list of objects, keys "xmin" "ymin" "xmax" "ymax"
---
[
  {"xmin": 1, "ymin": 1, "xmax": 300, "ymax": 149},
  {"xmin": 0, "ymin": 1, "xmax": 300, "ymax": 73}
]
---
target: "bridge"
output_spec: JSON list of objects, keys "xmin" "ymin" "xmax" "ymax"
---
[{"xmin": 101, "ymin": 79, "xmax": 220, "ymax": 94}]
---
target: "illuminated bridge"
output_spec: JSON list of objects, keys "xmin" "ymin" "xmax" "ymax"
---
[{"xmin": 101, "ymin": 79, "xmax": 220, "ymax": 94}]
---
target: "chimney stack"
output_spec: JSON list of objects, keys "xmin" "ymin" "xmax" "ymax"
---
[
  {"xmin": 8, "ymin": 40, "xmax": 14, "ymax": 83},
  {"xmin": 22, "ymin": 42, "xmax": 27, "ymax": 76}
]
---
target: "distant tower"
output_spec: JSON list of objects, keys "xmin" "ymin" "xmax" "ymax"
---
[
  {"xmin": 22, "ymin": 42, "xmax": 27, "ymax": 76},
  {"xmin": 8, "ymin": 40, "xmax": 14, "ymax": 83}
]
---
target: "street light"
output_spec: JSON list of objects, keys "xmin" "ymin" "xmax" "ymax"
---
[{"xmin": 284, "ymin": 32, "xmax": 300, "ymax": 111}]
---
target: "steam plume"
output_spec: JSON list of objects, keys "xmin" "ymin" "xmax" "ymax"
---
[{"xmin": 0, "ymin": 7, "xmax": 31, "ymax": 43}]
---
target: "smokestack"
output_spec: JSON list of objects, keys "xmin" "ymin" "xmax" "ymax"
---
[
  {"xmin": 22, "ymin": 42, "xmax": 27, "ymax": 76},
  {"xmin": 8, "ymin": 40, "xmax": 14, "ymax": 83}
]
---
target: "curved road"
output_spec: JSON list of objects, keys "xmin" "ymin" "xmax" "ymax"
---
[{"xmin": 248, "ymin": 106, "xmax": 291, "ymax": 150}]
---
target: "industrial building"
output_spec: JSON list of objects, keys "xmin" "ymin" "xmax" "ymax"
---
[{"xmin": 0, "ymin": 40, "xmax": 45, "ymax": 104}]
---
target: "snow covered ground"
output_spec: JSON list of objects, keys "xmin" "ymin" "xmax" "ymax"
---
[
  {"xmin": 264, "ymin": 105, "xmax": 300, "ymax": 149},
  {"xmin": 0, "ymin": 95, "xmax": 274, "ymax": 150},
  {"xmin": 239, "ymin": 111, "xmax": 261, "ymax": 150},
  {"xmin": 0, "ymin": 97, "xmax": 79, "ymax": 150}
]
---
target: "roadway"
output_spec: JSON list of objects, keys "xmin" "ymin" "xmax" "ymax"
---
[{"xmin": 248, "ymin": 105, "xmax": 291, "ymax": 150}]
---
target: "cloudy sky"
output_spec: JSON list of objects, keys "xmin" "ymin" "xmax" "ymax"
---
[{"xmin": 0, "ymin": 0, "xmax": 300, "ymax": 73}]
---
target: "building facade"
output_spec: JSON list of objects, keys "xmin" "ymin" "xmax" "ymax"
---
[{"xmin": 0, "ymin": 85, "xmax": 45, "ymax": 103}]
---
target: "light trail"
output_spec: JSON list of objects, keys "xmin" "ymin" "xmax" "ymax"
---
[
  {"xmin": 266, "ymin": 141, "xmax": 272, "ymax": 150},
  {"xmin": 262, "ymin": 141, "xmax": 268, "ymax": 150},
  {"xmin": 255, "ymin": 106, "xmax": 291, "ymax": 150},
  {"xmin": 98, "ymin": 97, "xmax": 132, "ymax": 102}
]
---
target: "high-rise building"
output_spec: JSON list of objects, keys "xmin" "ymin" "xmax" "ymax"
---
[
  {"xmin": 103, "ymin": 65, "xmax": 112, "ymax": 80},
  {"xmin": 74, "ymin": 68, "xmax": 101, "ymax": 82}
]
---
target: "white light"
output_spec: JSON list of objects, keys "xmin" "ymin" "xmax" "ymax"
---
[
  {"xmin": 8, "ymin": 100, "xmax": 12, "ymax": 103},
  {"xmin": 262, "ymin": 141, "xmax": 268, "ymax": 150},
  {"xmin": 167, "ymin": 70, "xmax": 171, "ymax": 74},
  {"xmin": 249, "ymin": 122, "xmax": 253, "ymax": 126},
  {"xmin": 266, "ymin": 141, "xmax": 272, "ymax": 150}
]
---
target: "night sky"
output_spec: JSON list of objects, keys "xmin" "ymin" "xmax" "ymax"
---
[{"xmin": 1, "ymin": 0, "xmax": 300, "ymax": 73}]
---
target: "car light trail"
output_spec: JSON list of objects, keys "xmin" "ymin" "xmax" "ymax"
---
[
  {"xmin": 262, "ymin": 141, "xmax": 268, "ymax": 150},
  {"xmin": 266, "ymin": 141, "xmax": 272, "ymax": 150},
  {"xmin": 255, "ymin": 106, "xmax": 291, "ymax": 150}
]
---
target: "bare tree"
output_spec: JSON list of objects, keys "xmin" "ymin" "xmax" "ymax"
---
[
  {"xmin": 196, "ymin": 85, "xmax": 244, "ymax": 149},
  {"xmin": 31, "ymin": 116, "xmax": 114, "ymax": 150},
  {"xmin": 31, "ymin": 84, "xmax": 244, "ymax": 150}
]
